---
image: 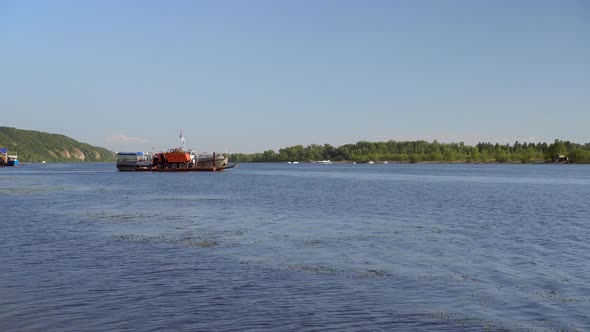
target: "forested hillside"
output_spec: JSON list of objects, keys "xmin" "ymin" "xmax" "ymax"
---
[
  {"xmin": 230, "ymin": 139, "xmax": 590, "ymax": 164},
  {"xmin": 0, "ymin": 127, "xmax": 115, "ymax": 162}
]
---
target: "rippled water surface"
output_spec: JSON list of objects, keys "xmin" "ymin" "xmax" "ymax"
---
[{"xmin": 1, "ymin": 162, "xmax": 589, "ymax": 331}]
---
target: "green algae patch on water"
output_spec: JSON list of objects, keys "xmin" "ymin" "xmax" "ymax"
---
[{"xmin": 110, "ymin": 228, "xmax": 248, "ymax": 249}]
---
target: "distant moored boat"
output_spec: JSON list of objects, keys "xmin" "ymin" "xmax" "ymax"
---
[{"xmin": 6, "ymin": 153, "xmax": 19, "ymax": 166}]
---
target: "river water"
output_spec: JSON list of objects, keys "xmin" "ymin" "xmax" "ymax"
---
[{"xmin": 1, "ymin": 162, "xmax": 589, "ymax": 331}]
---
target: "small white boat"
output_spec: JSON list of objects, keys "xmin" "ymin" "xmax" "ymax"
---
[{"xmin": 317, "ymin": 160, "xmax": 332, "ymax": 164}]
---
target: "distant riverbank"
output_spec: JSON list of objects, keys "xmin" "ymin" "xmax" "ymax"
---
[{"xmin": 229, "ymin": 139, "xmax": 590, "ymax": 164}]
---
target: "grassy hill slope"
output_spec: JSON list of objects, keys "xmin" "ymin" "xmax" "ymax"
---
[{"xmin": 0, "ymin": 127, "xmax": 115, "ymax": 162}]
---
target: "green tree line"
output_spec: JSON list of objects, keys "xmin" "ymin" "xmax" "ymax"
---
[
  {"xmin": 230, "ymin": 139, "xmax": 590, "ymax": 164},
  {"xmin": 0, "ymin": 127, "xmax": 115, "ymax": 162}
]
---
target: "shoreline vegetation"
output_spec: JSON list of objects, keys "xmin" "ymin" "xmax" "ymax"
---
[{"xmin": 229, "ymin": 140, "xmax": 590, "ymax": 164}]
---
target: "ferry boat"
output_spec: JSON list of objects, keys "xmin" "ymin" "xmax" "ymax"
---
[
  {"xmin": 116, "ymin": 132, "xmax": 236, "ymax": 172},
  {"xmin": 117, "ymin": 150, "xmax": 233, "ymax": 172}
]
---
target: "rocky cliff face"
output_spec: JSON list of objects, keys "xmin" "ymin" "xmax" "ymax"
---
[{"xmin": 58, "ymin": 148, "xmax": 87, "ymax": 161}]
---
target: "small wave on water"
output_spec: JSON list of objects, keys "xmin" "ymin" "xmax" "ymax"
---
[
  {"xmin": 278, "ymin": 262, "xmax": 391, "ymax": 279},
  {"xmin": 0, "ymin": 185, "xmax": 71, "ymax": 195},
  {"xmin": 155, "ymin": 194, "xmax": 227, "ymax": 201},
  {"xmin": 82, "ymin": 211, "xmax": 186, "ymax": 223}
]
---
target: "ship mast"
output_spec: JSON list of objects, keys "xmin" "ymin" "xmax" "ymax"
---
[{"xmin": 180, "ymin": 130, "xmax": 186, "ymax": 150}]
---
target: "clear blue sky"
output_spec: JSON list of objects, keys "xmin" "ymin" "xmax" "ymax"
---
[{"xmin": 1, "ymin": 0, "xmax": 589, "ymax": 153}]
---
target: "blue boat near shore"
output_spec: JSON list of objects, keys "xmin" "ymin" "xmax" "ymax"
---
[
  {"xmin": 1, "ymin": 148, "xmax": 19, "ymax": 166},
  {"xmin": 7, "ymin": 153, "xmax": 19, "ymax": 166}
]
